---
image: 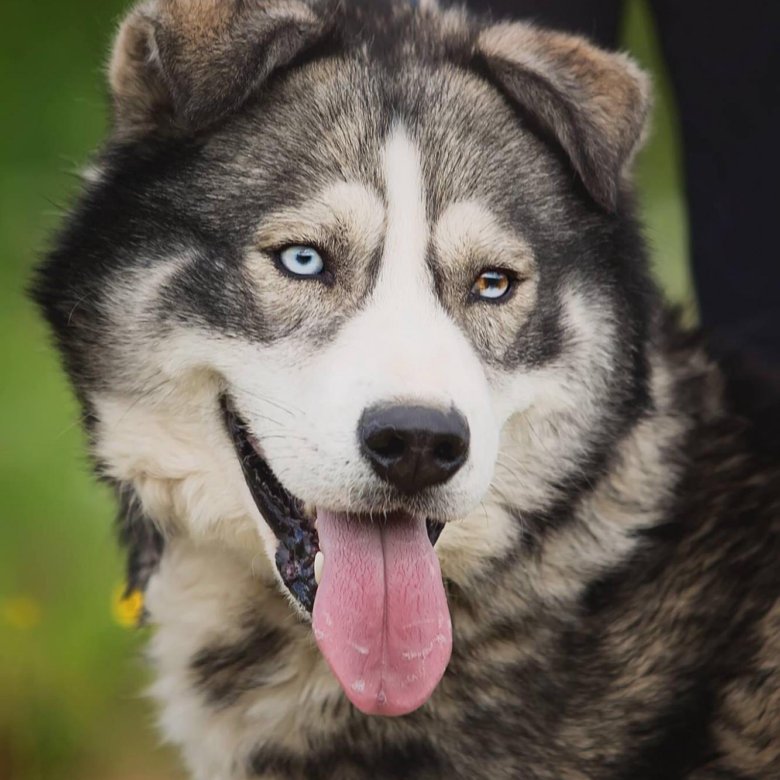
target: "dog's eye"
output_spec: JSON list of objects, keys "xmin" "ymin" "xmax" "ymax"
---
[
  {"xmin": 471, "ymin": 270, "xmax": 512, "ymax": 301},
  {"xmin": 277, "ymin": 245, "xmax": 325, "ymax": 277}
]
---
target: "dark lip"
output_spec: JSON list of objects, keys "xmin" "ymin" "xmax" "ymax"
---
[
  {"xmin": 222, "ymin": 395, "xmax": 319, "ymax": 611},
  {"xmin": 220, "ymin": 396, "xmax": 445, "ymax": 613}
]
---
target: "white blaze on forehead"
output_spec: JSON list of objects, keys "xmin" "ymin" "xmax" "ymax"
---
[
  {"xmin": 379, "ymin": 125, "xmax": 431, "ymax": 291},
  {"xmin": 359, "ymin": 124, "xmax": 454, "ymax": 401}
]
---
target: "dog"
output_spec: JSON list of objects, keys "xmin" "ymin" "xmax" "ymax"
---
[{"xmin": 33, "ymin": 0, "xmax": 780, "ymax": 777}]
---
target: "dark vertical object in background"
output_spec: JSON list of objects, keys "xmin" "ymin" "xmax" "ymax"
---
[
  {"xmin": 467, "ymin": 0, "xmax": 780, "ymax": 370},
  {"xmin": 650, "ymin": 0, "xmax": 780, "ymax": 369}
]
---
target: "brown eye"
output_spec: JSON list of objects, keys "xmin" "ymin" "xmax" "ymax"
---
[{"xmin": 471, "ymin": 270, "xmax": 512, "ymax": 301}]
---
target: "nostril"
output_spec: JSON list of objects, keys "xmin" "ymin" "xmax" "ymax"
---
[
  {"xmin": 367, "ymin": 428, "xmax": 406, "ymax": 461},
  {"xmin": 433, "ymin": 435, "xmax": 466, "ymax": 465}
]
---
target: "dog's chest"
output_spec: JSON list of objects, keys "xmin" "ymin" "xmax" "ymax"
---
[{"xmin": 143, "ymin": 541, "xmax": 359, "ymax": 777}]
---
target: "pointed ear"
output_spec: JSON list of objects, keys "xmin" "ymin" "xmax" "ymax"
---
[
  {"xmin": 108, "ymin": 0, "xmax": 333, "ymax": 138},
  {"xmin": 476, "ymin": 23, "xmax": 651, "ymax": 211}
]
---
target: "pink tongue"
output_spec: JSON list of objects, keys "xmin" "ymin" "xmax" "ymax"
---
[{"xmin": 312, "ymin": 511, "xmax": 452, "ymax": 716}]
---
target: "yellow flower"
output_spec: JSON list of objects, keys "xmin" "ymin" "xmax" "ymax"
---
[
  {"xmin": 112, "ymin": 584, "xmax": 144, "ymax": 628},
  {"xmin": 2, "ymin": 596, "xmax": 42, "ymax": 630}
]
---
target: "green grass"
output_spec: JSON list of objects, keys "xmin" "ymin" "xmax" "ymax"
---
[{"xmin": 0, "ymin": 1, "xmax": 690, "ymax": 777}]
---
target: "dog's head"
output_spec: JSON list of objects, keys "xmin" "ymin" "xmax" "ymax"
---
[{"xmin": 35, "ymin": 0, "xmax": 653, "ymax": 717}]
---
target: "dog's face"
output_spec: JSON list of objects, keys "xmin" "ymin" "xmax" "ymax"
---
[{"xmin": 36, "ymin": 0, "xmax": 652, "ymax": 717}]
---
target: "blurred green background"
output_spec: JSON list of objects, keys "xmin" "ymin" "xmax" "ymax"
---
[{"xmin": 0, "ymin": 1, "xmax": 693, "ymax": 778}]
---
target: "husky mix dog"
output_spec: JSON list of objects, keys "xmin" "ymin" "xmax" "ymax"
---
[{"xmin": 34, "ymin": 0, "xmax": 780, "ymax": 777}]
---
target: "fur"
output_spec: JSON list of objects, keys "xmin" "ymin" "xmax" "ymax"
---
[{"xmin": 34, "ymin": 0, "xmax": 779, "ymax": 778}]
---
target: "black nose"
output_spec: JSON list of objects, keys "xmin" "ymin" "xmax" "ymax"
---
[{"xmin": 359, "ymin": 405, "xmax": 470, "ymax": 494}]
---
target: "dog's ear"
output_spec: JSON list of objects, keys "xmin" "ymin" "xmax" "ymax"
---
[
  {"xmin": 108, "ymin": 0, "xmax": 332, "ymax": 138},
  {"xmin": 476, "ymin": 24, "xmax": 651, "ymax": 211}
]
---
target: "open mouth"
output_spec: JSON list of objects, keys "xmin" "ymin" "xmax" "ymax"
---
[
  {"xmin": 221, "ymin": 396, "xmax": 452, "ymax": 716},
  {"xmin": 221, "ymin": 396, "xmax": 445, "ymax": 612},
  {"xmin": 222, "ymin": 396, "xmax": 320, "ymax": 611}
]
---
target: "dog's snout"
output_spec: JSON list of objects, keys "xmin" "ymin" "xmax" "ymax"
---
[{"xmin": 359, "ymin": 405, "xmax": 470, "ymax": 494}]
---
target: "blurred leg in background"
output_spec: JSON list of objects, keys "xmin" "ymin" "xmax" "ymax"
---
[
  {"xmin": 651, "ymin": 0, "xmax": 780, "ymax": 370},
  {"xmin": 468, "ymin": 0, "xmax": 780, "ymax": 374}
]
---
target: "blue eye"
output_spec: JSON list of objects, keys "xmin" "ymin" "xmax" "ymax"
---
[
  {"xmin": 471, "ymin": 270, "xmax": 512, "ymax": 300},
  {"xmin": 278, "ymin": 245, "xmax": 325, "ymax": 277}
]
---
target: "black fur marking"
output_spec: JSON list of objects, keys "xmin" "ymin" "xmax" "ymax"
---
[
  {"xmin": 192, "ymin": 621, "xmax": 287, "ymax": 707},
  {"xmin": 615, "ymin": 683, "xmax": 718, "ymax": 780},
  {"xmin": 116, "ymin": 485, "xmax": 164, "ymax": 598},
  {"xmin": 222, "ymin": 396, "xmax": 319, "ymax": 613}
]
